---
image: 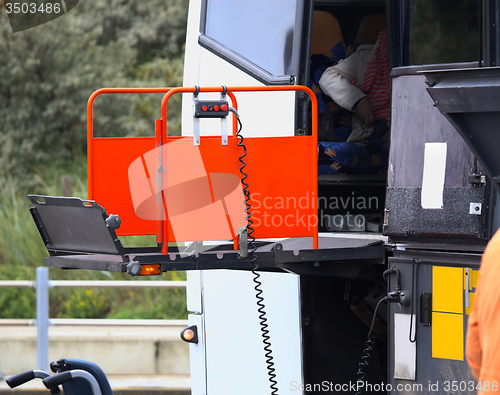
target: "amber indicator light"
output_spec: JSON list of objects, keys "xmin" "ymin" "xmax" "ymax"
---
[
  {"xmin": 180, "ymin": 325, "xmax": 198, "ymax": 344},
  {"xmin": 139, "ymin": 264, "xmax": 161, "ymax": 276}
]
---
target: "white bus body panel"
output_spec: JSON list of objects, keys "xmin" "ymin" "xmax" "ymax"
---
[
  {"xmin": 182, "ymin": 0, "xmax": 296, "ymax": 138},
  {"xmin": 187, "ymin": 269, "xmax": 304, "ymax": 395},
  {"xmin": 187, "ymin": 313, "xmax": 207, "ymax": 395},
  {"xmin": 183, "ymin": 1, "xmax": 304, "ymax": 393}
]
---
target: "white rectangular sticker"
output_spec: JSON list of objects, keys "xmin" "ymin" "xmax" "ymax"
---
[
  {"xmin": 421, "ymin": 142, "xmax": 447, "ymax": 209},
  {"xmin": 394, "ymin": 313, "xmax": 416, "ymax": 380}
]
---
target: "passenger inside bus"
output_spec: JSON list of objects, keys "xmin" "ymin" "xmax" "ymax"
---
[
  {"xmin": 310, "ymin": 12, "xmax": 389, "ymax": 176},
  {"xmin": 319, "ymin": 29, "xmax": 390, "ymax": 143}
]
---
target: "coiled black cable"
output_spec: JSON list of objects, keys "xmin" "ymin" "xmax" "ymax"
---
[
  {"xmin": 235, "ymin": 112, "xmax": 278, "ymax": 395},
  {"xmin": 356, "ymin": 296, "xmax": 388, "ymax": 395},
  {"xmin": 253, "ymin": 267, "xmax": 278, "ymax": 395}
]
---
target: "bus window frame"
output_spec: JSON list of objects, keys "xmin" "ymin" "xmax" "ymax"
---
[
  {"xmin": 390, "ymin": 62, "xmax": 481, "ymax": 77},
  {"xmin": 387, "ymin": 0, "xmax": 409, "ymax": 68},
  {"xmin": 391, "ymin": 0, "xmax": 482, "ymax": 68},
  {"xmin": 483, "ymin": 0, "xmax": 500, "ymax": 67},
  {"xmin": 198, "ymin": 0, "xmax": 307, "ymax": 85}
]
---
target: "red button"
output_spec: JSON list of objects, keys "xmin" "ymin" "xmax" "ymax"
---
[
  {"xmin": 221, "ymin": 104, "xmax": 228, "ymax": 111},
  {"xmin": 214, "ymin": 105, "xmax": 220, "ymax": 111},
  {"xmin": 202, "ymin": 105, "xmax": 208, "ymax": 111}
]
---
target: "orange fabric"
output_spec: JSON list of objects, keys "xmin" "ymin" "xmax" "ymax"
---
[{"xmin": 466, "ymin": 229, "xmax": 500, "ymax": 393}]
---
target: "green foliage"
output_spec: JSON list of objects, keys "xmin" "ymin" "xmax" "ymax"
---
[
  {"xmin": 0, "ymin": 0, "xmax": 188, "ymax": 186},
  {"xmin": 0, "ymin": 265, "xmax": 37, "ymax": 319},
  {"xmin": 0, "ymin": 151, "xmax": 87, "ymax": 267},
  {"xmin": 58, "ymin": 288, "xmax": 108, "ymax": 319},
  {"xmin": 107, "ymin": 271, "xmax": 187, "ymax": 320},
  {"xmin": 107, "ymin": 289, "xmax": 187, "ymax": 320},
  {"xmin": 0, "ymin": 0, "xmax": 190, "ymax": 319},
  {"xmin": 0, "ymin": 178, "xmax": 49, "ymax": 267},
  {"xmin": 0, "ymin": 289, "xmax": 36, "ymax": 319},
  {"xmin": 0, "ymin": 12, "xmax": 132, "ymax": 183}
]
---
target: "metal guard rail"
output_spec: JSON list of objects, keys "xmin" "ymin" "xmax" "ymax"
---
[{"xmin": 0, "ymin": 267, "xmax": 187, "ymax": 372}]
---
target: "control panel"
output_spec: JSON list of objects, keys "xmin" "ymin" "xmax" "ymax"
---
[{"xmin": 193, "ymin": 100, "xmax": 230, "ymax": 118}]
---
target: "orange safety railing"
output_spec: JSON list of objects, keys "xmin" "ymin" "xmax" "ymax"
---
[
  {"xmin": 88, "ymin": 88, "xmax": 174, "ymax": 199},
  {"xmin": 87, "ymin": 87, "xmax": 239, "ymax": 236},
  {"xmin": 87, "ymin": 86, "xmax": 318, "ymax": 252}
]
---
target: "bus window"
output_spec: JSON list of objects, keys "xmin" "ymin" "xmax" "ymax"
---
[
  {"xmin": 199, "ymin": 0, "xmax": 305, "ymax": 85},
  {"xmin": 408, "ymin": 0, "xmax": 480, "ymax": 65}
]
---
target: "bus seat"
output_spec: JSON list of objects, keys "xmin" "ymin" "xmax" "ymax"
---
[
  {"xmin": 309, "ymin": 11, "xmax": 351, "ymax": 142},
  {"xmin": 318, "ymin": 140, "xmax": 389, "ymax": 175},
  {"xmin": 311, "ymin": 11, "xmax": 344, "ymax": 55},
  {"xmin": 348, "ymin": 14, "xmax": 386, "ymax": 55}
]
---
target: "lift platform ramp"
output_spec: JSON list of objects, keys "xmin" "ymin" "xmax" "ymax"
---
[{"xmin": 31, "ymin": 86, "xmax": 385, "ymax": 277}]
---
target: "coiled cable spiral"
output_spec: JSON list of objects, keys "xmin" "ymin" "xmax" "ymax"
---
[
  {"xmin": 355, "ymin": 296, "xmax": 388, "ymax": 395},
  {"xmin": 233, "ymin": 108, "xmax": 278, "ymax": 395}
]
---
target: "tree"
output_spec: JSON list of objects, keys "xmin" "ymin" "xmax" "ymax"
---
[{"xmin": 0, "ymin": 0, "xmax": 188, "ymax": 185}]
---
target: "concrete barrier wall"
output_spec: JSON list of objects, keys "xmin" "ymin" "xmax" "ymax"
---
[{"xmin": 0, "ymin": 324, "xmax": 189, "ymax": 376}]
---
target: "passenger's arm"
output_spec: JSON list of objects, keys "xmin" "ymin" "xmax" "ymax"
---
[
  {"xmin": 319, "ymin": 54, "xmax": 366, "ymax": 112},
  {"xmin": 353, "ymin": 97, "xmax": 374, "ymax": 126}
]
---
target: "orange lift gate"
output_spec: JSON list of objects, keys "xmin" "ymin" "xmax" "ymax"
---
[{"xmin": 87, "ymin": 86, "xmax": 319, "ymax": 251}]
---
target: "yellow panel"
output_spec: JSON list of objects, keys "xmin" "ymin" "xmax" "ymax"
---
[
  {"xmin": 466, "ymin": 292, "xmax": 476, "ymax": 316},
  {"xmin": 471, "ymin": 269, "xmax": 479, "ymax": 290},
  {"xmin": 465, "ymin": 269, "xmax": 479, "ymax": 291},
  {"xmin": 433, "ymin": 266, "xmax": 463, "ymax": 314},
  {"xmin": 432, "ymin": 312, "xmax": 464, "ymax": 361}
]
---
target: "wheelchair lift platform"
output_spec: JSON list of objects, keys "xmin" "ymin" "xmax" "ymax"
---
[
  {"xmin": 31, "ymin": 86, "xmax": 386, "ymax": 280},
  {"xmin": 31, "ymin": 195, "xmax": 386, "ymax": 279}
]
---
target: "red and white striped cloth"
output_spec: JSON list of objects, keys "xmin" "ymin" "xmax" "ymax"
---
[{"xmin": 351, "ymin": 29, "xmax": 390, "ymax": 122}]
